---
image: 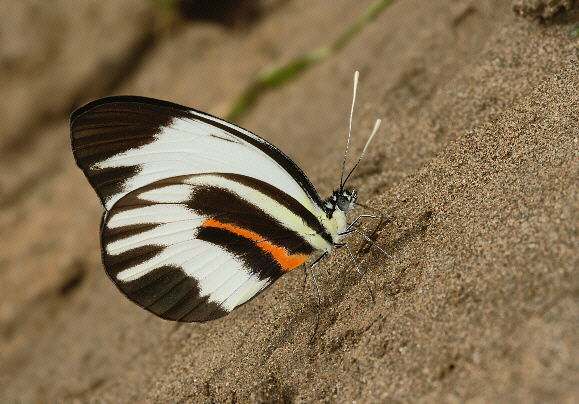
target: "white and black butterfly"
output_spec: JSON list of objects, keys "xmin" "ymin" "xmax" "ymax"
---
[{"xmin": 70, "ymin": 72, "xmax": 390, "ymax": 324}]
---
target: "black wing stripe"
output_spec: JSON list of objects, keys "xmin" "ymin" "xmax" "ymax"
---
[
  {"xmin": 146, "ymin": 276, "xmax": 198, "ymax": 316},
  {"xmin": 181, "ymin": 299, "xmax": 227, "ymax": 322},
  {"xmin": 88, "ymin": 166, "xmax": 140, "ymax": 205},
  {"xmin": 102, "ymin": 222, "xmax": 161, "ymax": 245},
  {"xmin": 186, "ymin": 182, "xmax": 317, "ymax": 255},
  {"xmin": 214, "ymin": 173, "xmax": 327, "ymax": 239},
  {"xmin": 121, "ymin": 264, "xmax": 176, "ymax": 296},
  {"xmin": 70, "ymin": 98, "xmax": 194, "ymax": 206},
  {"xmin": 186, "ymin": 173, "xmax": 333, "ymax": 247},
  {"xmin": 155, "ymin": 280, "xmax": 214, "ymax": 321},
  {"xmin": 113, "ymin": 264, "xmax": 227, "ymax": 322},
  {"xmin": 135, "ymin": 266, "xmax": 189, "ymax": 307},
  {"xmin": 70, "ymin": 95, "xmax": 194, "ymax": 123},
  {"xmin": 104, "ymin": 244, "xmax": 165, "ymax": 278}
]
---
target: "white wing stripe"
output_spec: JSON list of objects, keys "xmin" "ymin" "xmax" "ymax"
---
[
  {"xmin": 106, "ymin": 220, "xmax": 201, "ymax": 254},
  {"xmin": 138, "ymin": 184, "xmax": 193, "ymax": 204},
  {"xmin": 93, "ymin": 117, "xmax": 317, "ymax": 211},
  {"xmin": 198, "ymin": 264, "xmax": 246, "ymax": 298},
  {"xmin": 107, "ymin": 205, "xmax": 195, "ymax": 228},
  {"xmin": 181, "ymin": 244, "xmax": 234, "ymax": 279},
  {"xmin": 116, "ymin": 241, "xmax": 198, "ymax": 281},
  {"xmin": 209, "ymin": 272, "xmax": 264, "ymax": 309},
  {"xmin": 221, "ymin": 276, "xmax": 270, "ymax": 311}
]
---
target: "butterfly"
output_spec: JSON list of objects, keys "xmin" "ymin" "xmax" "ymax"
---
[{"xmin": 70, "ymin": 72, "xmax": 391, "ymax": 324}]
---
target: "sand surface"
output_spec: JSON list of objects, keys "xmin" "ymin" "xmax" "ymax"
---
[{"xmin": 1, "ymin": 1, "xmax": 577, "ymax": 402}]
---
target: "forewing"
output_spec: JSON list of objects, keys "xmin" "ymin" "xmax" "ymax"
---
[{"xmin": 70, "ymin": 96, "xmax": 324, "ymax": 214}]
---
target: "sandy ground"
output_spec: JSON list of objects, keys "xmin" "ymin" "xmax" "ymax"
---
[{"xmin": 1, "ymin": 0, "xmax": 577, "ymax": 402}]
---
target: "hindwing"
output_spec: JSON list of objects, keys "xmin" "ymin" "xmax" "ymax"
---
[{"xmin": 101, "ymin": 173, "xmax": 320, "ymax": 321}]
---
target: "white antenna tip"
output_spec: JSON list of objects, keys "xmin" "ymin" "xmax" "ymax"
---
[{"xmin": 359, "ymin": 118, "xmax": 382, "ymax": 158}]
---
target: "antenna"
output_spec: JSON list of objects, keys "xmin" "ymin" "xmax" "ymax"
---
[
  {"xmin": 340, "ymin": 71, "xmax": 359, "ymax": 189},
  {"xmin": 341, "ymin": 119, "xmax": 381, "ymax": 188}
]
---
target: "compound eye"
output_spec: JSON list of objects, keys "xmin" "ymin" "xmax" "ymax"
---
[{"xmin": 336, "ymin": 195, "xmax": 350, "ymax": 211}]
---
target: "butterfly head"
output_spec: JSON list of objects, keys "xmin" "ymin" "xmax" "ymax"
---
[{"xmin": 324, "ymin": 188, "xmax": 357, "ymax": 218}]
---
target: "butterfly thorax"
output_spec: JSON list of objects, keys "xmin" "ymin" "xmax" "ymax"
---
[{"xmin": 319, "ymin": 188, "xmax": 357, "ymax": 248}]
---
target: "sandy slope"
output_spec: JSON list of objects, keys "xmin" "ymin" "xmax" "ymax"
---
[{"xmin": 1, "ymin": 0, "xmax": 577, "ymax": 402}]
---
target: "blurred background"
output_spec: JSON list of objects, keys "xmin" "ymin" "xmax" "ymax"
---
[{"xmin": 1, "ymin": 0, "xmax": 577, "ymax": 402}]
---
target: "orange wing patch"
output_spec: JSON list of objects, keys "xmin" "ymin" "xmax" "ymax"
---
[{"xmin": 202, "ymin": 218, "xmax": 308, "ymax": 271}]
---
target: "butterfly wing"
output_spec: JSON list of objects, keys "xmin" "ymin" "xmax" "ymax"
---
[
  {"xmin": 70, "ymin": 96, "xmax": 324, "ymax": 213},
  {"xmin": 71, "ymin": 96, "xmax": 333, "ymax": 321},
  {"xmin": 101, "ymin": 173, "xmax": 320, "ymax": 321}
]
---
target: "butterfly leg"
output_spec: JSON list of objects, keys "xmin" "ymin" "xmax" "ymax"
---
[
  {"xmin": 301, "ymin": 265, "xmax": 308, "ymax": 294},
  {"xmin": 346, "ymin": 214, "xmax": 388, "ymax": 232},
  {"xmin": 340, "ymin": 228, "xmax": 399, "ymax": 264},
  {"xmin": 344, "ymin": 244, "xmax": 375, "ymax": 303},
  {"xmin": 308, "ymin": 251, "xmax": 329, "ymax": 342}
]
